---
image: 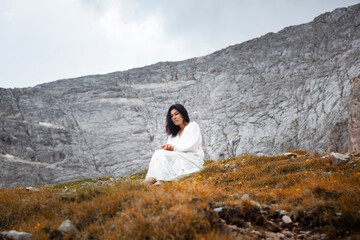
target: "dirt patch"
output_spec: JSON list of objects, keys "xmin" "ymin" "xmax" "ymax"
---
[
  {"xmin": 218, "ymin": 202, "xmax": 265, "ymax": 227},
  {"xmin": 295, "ymin": 205, "xmax": 360, "ymax": 238},
  {"xmin": 214, "ymin": 202, "xmax": 360, "ymax": 239},
  {"xmin": 312, "ymin": 187, "xmax": 342, "ymax": 200}
]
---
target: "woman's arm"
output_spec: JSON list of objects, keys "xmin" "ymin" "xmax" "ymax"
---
[
  {"xmin": 160, "ymin": 136, "xmax": 175, "ymax": 151},
  {"xmin": 161, "ymin": 144, "xmax": 174, "ymax": 151}
]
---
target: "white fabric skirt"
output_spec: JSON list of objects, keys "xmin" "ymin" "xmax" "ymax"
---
[{"xmin": 145, "ymin": 149, "xmax": 203, "ymax": 181}]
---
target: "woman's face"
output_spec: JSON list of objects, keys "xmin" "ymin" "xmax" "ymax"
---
[{"xmin": 170, "ymin": 109, "xmax": 184, "ymax": 126}]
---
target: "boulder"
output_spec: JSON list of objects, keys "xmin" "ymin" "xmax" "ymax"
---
[
  {"xmin": 25, "ymin": 187, "xmax": 40, "ymax": 192},
  {"xmin": 282, "ymin": 152, "xmax": 298, "ymax": 158},
  {"xmin": 57, "ymin": 220, "xmax": 79, "ymax": 235},
  {"xmin": 229, "ymin": 194, "xmax": 240, "ymax": 198},
  {"xmin": 241, "ymin": 194, "xmax": 250, "ymax": 200},
  {"xmin": 1, "ymin": 230, "xmax": 33, "ymax": 240},
  {"xmin": 282, "ymin": 215, "xmax": 293, "ymax": 225},
  {"xmin": 330, "ymin": 152, "xmax": 350, "ymax": 165},
  {"xmin": 282, "ymin": 230, "xmax": 293, "ymax": 237},
  {"xmin": 261, "ymin": 204, "xmax": 272, "ymax": 210},
  {"xmin": 249, "ymin": 200, "xmax": 261, "ymax": 209},
  {"xmin": 213, "ymin": 207, "xmax": 223, "ymax": 213}
]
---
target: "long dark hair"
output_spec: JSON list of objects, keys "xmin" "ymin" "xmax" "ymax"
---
[{"xmin": 166, "ymin": 104, "xmax": 190, "ymax": 137}]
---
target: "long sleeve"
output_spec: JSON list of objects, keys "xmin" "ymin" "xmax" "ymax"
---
[{"xmin": 173, "ymin": 122, "xmax": 202, "ymax": 152}]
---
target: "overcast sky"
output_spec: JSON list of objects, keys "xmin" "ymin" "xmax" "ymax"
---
[{"xmin": 1, "ymin": 0, "xmax": 359, "ymax": 88}]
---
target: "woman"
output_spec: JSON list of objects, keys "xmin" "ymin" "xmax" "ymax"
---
[{"xmin": 141, "ymin": 104, "xmax": 204, "ymax": 186}]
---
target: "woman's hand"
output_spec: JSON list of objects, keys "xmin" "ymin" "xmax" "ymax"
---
[{"xmin": 161, "ymin": 144, "xmax": 174, "ymax": 151}]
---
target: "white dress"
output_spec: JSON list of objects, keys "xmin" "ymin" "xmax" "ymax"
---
[{"xmin": 145, "ymin": 122, "xmax": 205, "ymax": 181}]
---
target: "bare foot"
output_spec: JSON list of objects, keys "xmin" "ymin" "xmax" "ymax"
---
[
  {"xmin": 140, "ymin": 178, "xmax": 156, "ymax": 185},
  {"xmin": 152, "ymin": 180, "xmax": 165, "ymax": 186}
]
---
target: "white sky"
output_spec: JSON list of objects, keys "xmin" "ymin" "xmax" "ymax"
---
[{"xmin": 1, "ymin": 0, "xmax": 359, "ymax": 88}]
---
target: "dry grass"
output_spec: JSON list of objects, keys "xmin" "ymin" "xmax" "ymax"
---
[{"xmin": 0, "ymin": 151, "xmax": 359, "ymax": 239}]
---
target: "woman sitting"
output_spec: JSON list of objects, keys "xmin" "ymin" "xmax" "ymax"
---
[{"xmin": 141, "ymin": 104, "xmax": 204, "ymax": 186}]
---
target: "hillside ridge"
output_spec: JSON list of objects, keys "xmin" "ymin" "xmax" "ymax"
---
[
  {"xmin": 1, "ymin": 150, "xmax": 359, "ymax": 239},
  {"xmin": 0, "ymin": 4, "xmax": 360, "ymax": 187}
]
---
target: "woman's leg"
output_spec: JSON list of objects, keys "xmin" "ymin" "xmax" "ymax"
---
[
  {"xmin": 152, "ymin": 180, "xmax": 165, "ymax": 186},
  {"xmin": 145, "ymin": 150, "xmax": 173, "ymax": 182},
  {"xmin": 141, "ymin": 177, "xmax": 156, "ymax": 185}
]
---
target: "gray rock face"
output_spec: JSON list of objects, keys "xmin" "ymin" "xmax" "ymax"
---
[
  {"xmin": 1, "ymin": 4, "xmax": 360, "ymax": 187},
  {"xmin": 348, "ymin": 75, "xmax": 360, "ymax": 152}
]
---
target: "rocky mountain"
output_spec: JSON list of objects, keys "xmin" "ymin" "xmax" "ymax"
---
[{"xmin": 1, "ymin": 4, "xmax": 360, "ymax": 187}]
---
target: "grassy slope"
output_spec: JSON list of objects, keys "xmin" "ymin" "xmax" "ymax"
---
[{"xmin": 0, "ymin": 150, "xmax": 359, "ymax": 239}]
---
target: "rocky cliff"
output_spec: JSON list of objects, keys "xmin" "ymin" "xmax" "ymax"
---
[
  {"xmin": 348, "ymin": 75, "xmax": 360, "ymax": 153},
  {"xmin": 1, "ymin": 4, "xmax": 360, "ymax": 187}
]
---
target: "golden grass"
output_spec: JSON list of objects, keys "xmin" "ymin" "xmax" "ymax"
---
[{"xmin": 0, "ymin": 151, "xmax": 359, "ymax": 239}]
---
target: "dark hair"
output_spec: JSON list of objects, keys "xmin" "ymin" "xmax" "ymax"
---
[{"xmin": 166, "ymin": 104, "xmax": 190, "ymax": 137}]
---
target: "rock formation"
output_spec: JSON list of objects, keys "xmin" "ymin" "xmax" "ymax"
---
[
  {"xmin": 1, "ymin": 4, "xmax": 360, "ymax": 187},
  {"xmin": 348, "ymin": 75, "xmax": 360, "ymax": 153}
]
